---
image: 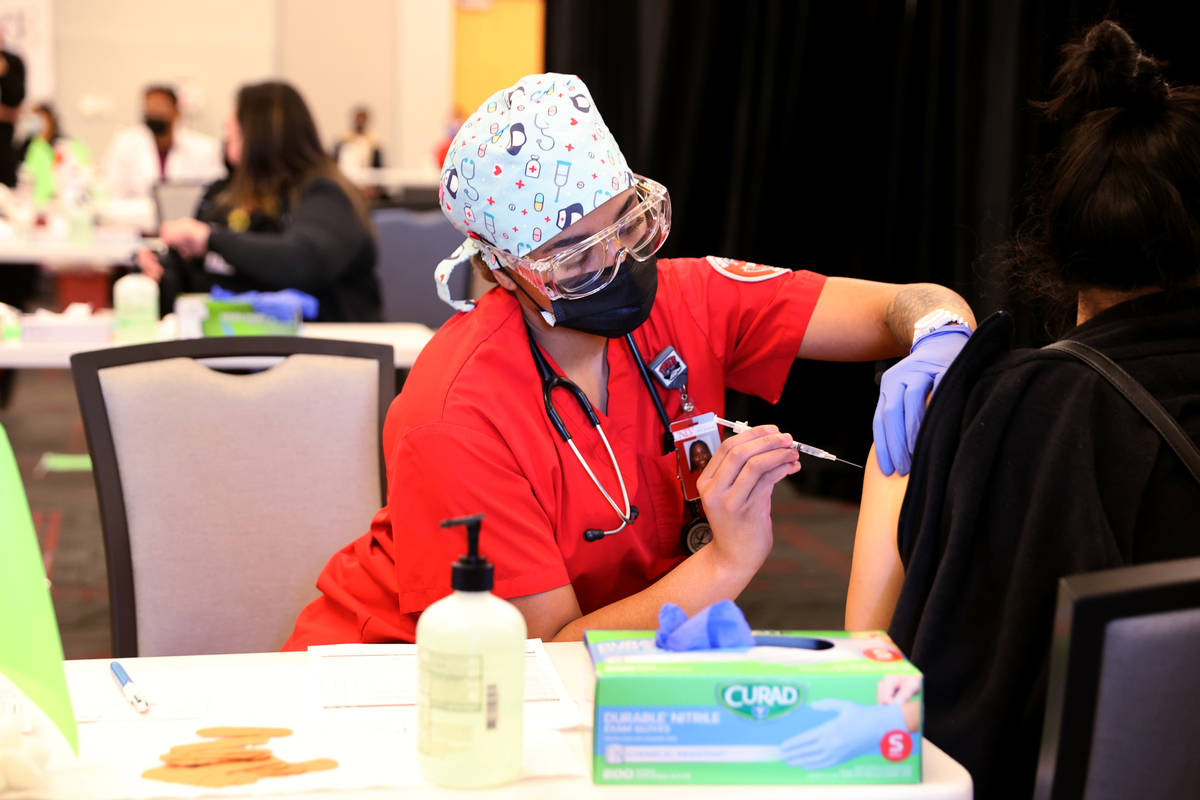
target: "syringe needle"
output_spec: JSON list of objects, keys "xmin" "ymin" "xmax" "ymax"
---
[
  {"xmin": 795, "ymin": 443, "xmax": 863, "ymax": 470},
  {"xmin": 713, "ymin": 417, "xmax": 863, "ymax": 469}
]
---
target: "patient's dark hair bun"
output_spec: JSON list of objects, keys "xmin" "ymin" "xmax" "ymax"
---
[{"xmin": 1040, "ymin": 20, "xmax": 1168, "ymax": 123}]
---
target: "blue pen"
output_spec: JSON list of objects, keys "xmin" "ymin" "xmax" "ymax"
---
[{"xmin": 110, "ymin": 661, "xmax": 150, "ymax": 714}]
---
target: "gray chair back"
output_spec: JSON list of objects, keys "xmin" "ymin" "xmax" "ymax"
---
[
  {"xmin": 153, "ymin": 180, "xmax": 209, "ymax": 227},
  {"xmin": 372, "ymin": 207, "xmax": 465, "ymax": 328},
  {"xmin": 1036, "ymin": 557, "xmax": 1200, "ymax": 800},
  {"xmin": 72, "ymin": 337, "xmax": 392, "ymax": 657},
  {"xmin": 1083, "ymin": 607, "xmax": 1200, "ymax": 799}
]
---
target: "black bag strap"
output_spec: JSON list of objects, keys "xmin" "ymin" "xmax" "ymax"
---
[{"xmin": 1045, "ymin": 339, "xmax": 1200, "ymax": 485}]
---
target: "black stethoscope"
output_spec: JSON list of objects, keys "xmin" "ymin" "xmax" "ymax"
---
[{"xmin": 527, "ymin": 327, "xmax": 678, "ymax": 543}]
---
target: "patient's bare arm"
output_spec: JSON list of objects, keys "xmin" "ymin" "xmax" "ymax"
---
[{"xmin": 845, "ymin": 444, "xmax": 908, "ymax": 631}]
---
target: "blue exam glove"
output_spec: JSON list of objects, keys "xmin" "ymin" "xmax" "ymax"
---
[
  {"xmin": 780, "ymin": 699, "xmax": 907, "ymax": 770},
  {"xmin": 655, "ymin": 600, "xmax": 755, "ymax": 651},
  {"xmin": 210, "ymin": 286, "xmax": 320, "ymax": 322},
  {"xmin": 872, "ymin": 325, "xmax": 971, "ymax": 475}
]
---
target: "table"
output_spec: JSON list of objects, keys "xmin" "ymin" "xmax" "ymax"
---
[
  {"xmin": 343, "ymin": 167, "xmax": 441, "ymax": 193},
  {"xmin": 38, "ymin": 644, "xmax": 972, "ymax": 799},
  {"xmin": 0, "ymin": 228, "xmax": 146, "ymax": 309},
  {"xmin": 0, "ymin": 235, "xmax": 141, "ymax": 270},
  {"xmin": 0, "ymin": 322, "xmax": 435, "ymax": 370}
]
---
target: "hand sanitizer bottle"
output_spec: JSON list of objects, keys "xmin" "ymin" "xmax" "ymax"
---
[
  {"xmin": 112, "ymin": 273, "xmax": 159, "ymax": 343},
  {"xmin": 416, "ymin": 514, "xmax": 526, "ymax": 788}
]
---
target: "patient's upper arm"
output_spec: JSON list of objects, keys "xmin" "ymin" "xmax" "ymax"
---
[{"xmin": 845, "ymin": 445, "xmax": 909, "ymax": 631}]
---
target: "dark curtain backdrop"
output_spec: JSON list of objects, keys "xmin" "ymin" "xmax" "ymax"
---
[{"xmin": 546, "ymin": 0, "xmax": 1200, "ymax": 498}]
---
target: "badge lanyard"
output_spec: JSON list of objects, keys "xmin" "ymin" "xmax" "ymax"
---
[
  {"xmin": 649, "ymin": 346, "xmax": 694, "ymax": 413},
  {"xmin": 647, "ymin": 346, "xmax": 716, "ymax": 554}
]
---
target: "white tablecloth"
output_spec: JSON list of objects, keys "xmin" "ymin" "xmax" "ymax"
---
[{"xmin": 34, "ymin": 644, "xmax": 972, "ymax": 799}]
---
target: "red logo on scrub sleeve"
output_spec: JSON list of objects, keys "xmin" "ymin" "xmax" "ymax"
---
[
  {"xmin": 705, "ymin": 256, "xmax": 789, "ymax": 283},
  {"xmin": 880, "ymin": 730, "xmax": 913, "ymax": 762}
]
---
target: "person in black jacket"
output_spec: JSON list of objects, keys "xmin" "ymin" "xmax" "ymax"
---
[
  {"xmin": 0, "ymin": 29, "xmax": 28, "ymax": 406},
  {"xmin": 140, "ymin": 81, "xmax": 381, "ymax": 322},
  {"xmin": 845, "ymin": 21, "xmax": 1200, "ymax": 800},
  {"xmin": 0, "ymin": 27, "xmax": 25, "ymax": 188}
]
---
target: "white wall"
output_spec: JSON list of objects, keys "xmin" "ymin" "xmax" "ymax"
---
[
  {"xmin": 48, "ymin": 0, "xmax": 452, "ymax": 171},
  {"xmin": 278, "ymin": 0, "xmax": 396, "ymax": 160},
  {"xmin": 278, "ymin": 0, "xmax": 453, "ymax": 172},
  {"xmin": 54, "ymin": 0, "xmax": 276, "ymax": 160},
  {"xmin": 394, "ymin": 0, "xmax": 453, "ymax": 171}
]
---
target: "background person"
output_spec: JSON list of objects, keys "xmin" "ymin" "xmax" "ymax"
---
[
  {"xmin": 18, "ymin": 101, "xmax": 62, "ymax": 156},
  {"xmin": 18, "ymin": 102, "xmax": 91, "ymax": 206},
  {"xmin": 845, "ymin": 21, "xmax": 1200, "ymax": 799},
  {"xmin": 333, "ymin": 105, "xmax": 384, "ymax": 200},
  {"xmin": 138, "ymin": 81, "xmax": 381, "ymax": 323},
  {"xmin": 0, "ymin": 28, "xmax": 30, "ymax": 407},
  {"xmin": 0, "ymin": 27, "xmax": 25, "ymax": 188},
  {"xmin": 102, "ymin": 85, "xmax": 223, "ymax": 202},
  {"xmin": 284, "ymin": 72, "xmax": 976, "ymax": 649}
]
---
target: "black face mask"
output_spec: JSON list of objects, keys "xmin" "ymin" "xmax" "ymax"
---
[
  {"xmin": 144, "ymin": 116, "xmax": 170, "ymax": 136},
  {"xmin": 546, "ymin": 257, "xmax": 658, "ymax": 338}
]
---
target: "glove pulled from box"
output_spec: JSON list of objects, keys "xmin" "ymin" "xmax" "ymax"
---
[{"xmin": 655, "ymin": 600, "xmax": 755, "ymax": 651}]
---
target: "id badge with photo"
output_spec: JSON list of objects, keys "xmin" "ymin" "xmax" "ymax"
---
[{"xmin": 670, "ymin": 411, "xmax": 722, "ymax": 501}]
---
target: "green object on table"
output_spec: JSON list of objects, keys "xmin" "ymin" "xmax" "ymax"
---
[
  {"xmin": 585, "ymin": 629, "xmax": 922, "ymax": 785},
  {"xmin": 202, "ymin": 299, "xmax": 299, "ymax": 337},
  {"xmin": 37, "ymin": 452, "xmax": 92, "ymax": 474},
  {"xmin": 0, "ymin": 424, "xmax": 78, "ymax": 753}
]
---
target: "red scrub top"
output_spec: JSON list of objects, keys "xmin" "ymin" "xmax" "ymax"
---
[{"xmin": 284, "ymin": 257, "xmax": 826, "ymax": 648}]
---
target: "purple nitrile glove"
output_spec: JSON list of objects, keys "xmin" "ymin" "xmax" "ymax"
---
[
  {"xmin": 211, "ymin": 286, "xmax": 320, "ymax": 322},
  {"xmin": 269, "ymin": 289, "xmax": 320, "ymax": 320},
  {"xmin": 655, "ymin": 600, "xmax": 755, "ymax": 651},
  {"xmin": 872, "ymin": 325, "xmax": 971, "ymax": 476}
]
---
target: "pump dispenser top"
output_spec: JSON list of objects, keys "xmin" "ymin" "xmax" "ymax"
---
[{"xmin": 445, "ymin": 514, "xmax": 492, "ymax": 591}]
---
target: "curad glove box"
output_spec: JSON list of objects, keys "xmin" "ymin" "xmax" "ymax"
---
[{"xmin": 585, "ymin": 630, "xmax": 922, "ymax": 785}]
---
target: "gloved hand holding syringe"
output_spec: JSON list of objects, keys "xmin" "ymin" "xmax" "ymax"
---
[{"xmin": 714, "ymin": 417, "xmax": 863, "ymax": 469}]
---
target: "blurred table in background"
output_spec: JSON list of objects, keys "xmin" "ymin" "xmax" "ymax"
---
[
  {"xmin": 344, "ymin": 166, "xmax": 440, "ymax": 194},
  {"xmin": 0, "ymin": 227, "xmax": 144, "ymax": 310},
  {"xmin": 346, "ymin": 167, "xmax": 441, "ymax": 210},
  {"xmin": 0, "ymin": 320, "xmax": 434, "ymax": 371}
]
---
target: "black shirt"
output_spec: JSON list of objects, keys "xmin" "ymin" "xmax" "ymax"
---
[
  {"xmin": 889, "ymin": 290, "xmax": 1200, "ymax": 800},
  {"xmin": 0, "ymin": 49, "xmax": 26, "ymax": 187},
  {"xmin": 161, "ymin": 176, "xmax": 381, "ymax": 322}
]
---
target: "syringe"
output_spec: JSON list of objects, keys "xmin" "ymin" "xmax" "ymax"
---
[{"xmin": 714, "ymin": 417, "xmax": 863, "ymax": 469}]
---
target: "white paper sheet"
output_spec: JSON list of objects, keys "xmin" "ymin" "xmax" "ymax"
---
[{"xmin": 307, "ymin": 638, "xmax": 576, "ymax": 718}]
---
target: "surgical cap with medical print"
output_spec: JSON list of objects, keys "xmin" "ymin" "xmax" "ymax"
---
[{"xmin": 438, "ymin": 73, "xmax": 635, "ymax": 259}]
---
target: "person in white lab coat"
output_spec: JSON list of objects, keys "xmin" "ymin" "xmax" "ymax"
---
[
  {"xmin": 332, "ymin": 105, "xmax": 384, "ymax": 200},
  {"xmin": 102, "ymin": 85, "xmax": 224, "ymax": 201}
]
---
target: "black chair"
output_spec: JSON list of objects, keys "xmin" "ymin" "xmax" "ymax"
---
[
  {"xmin": 71, "ymin": 337, "xmax": 393, "ymax": 657},
  {"xmin": 1034, "ymin": 557, "xmax": 1200, "ymax": 800}
]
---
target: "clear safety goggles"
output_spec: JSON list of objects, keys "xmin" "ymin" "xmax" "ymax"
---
[{"xmin": 479, "ymin": 175, "xmax": 671, "ymax": 301}]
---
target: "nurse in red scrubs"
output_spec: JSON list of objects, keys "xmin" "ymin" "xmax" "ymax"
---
[{"xmin": 284, "ymin": 73, "xmax": 976, "ymax": 647}]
